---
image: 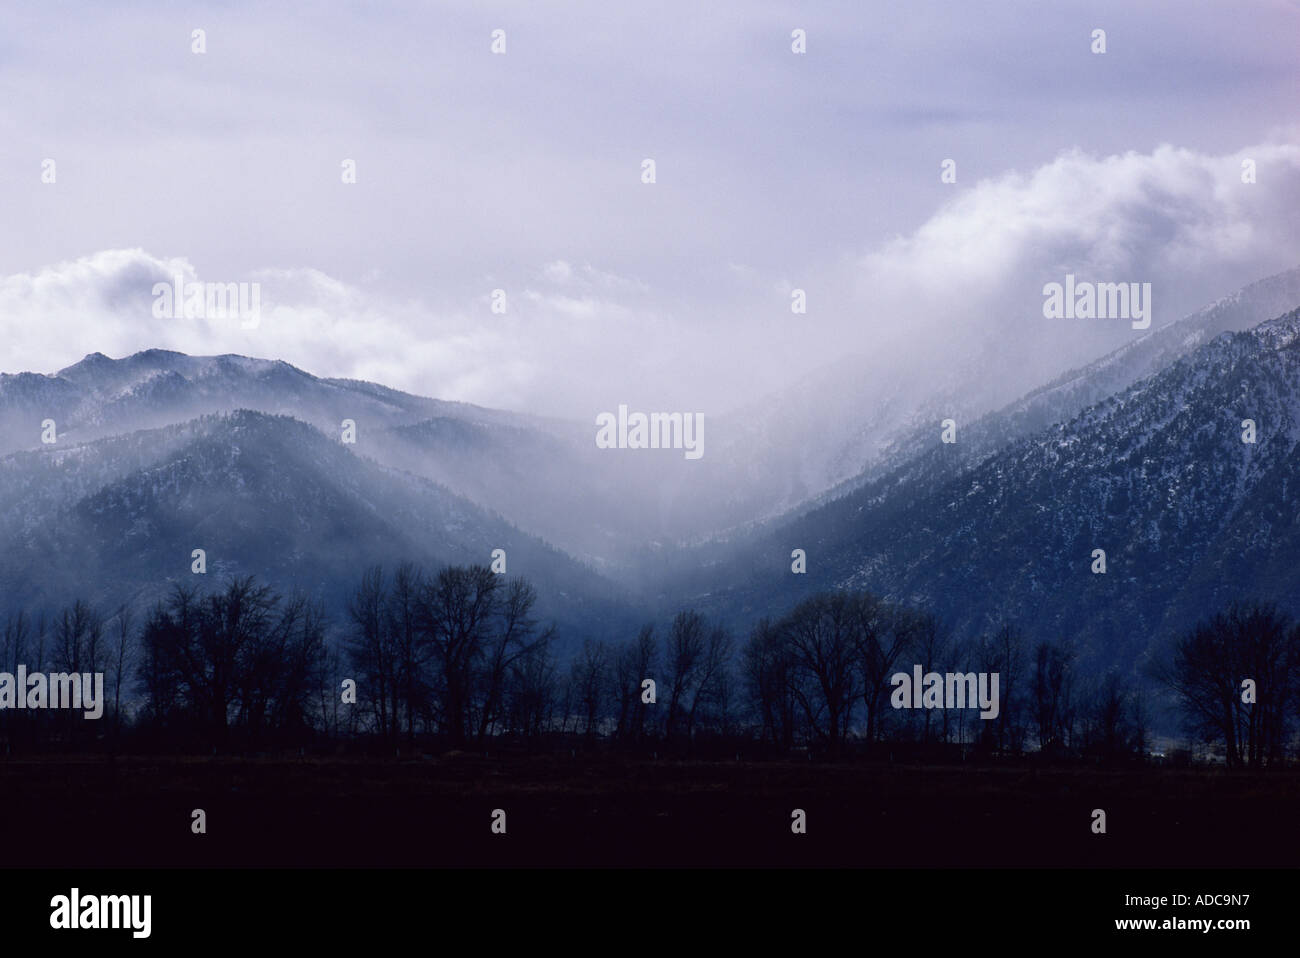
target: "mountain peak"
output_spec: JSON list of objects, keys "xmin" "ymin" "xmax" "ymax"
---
[
  {"xmin": 129, "ymin": 348, "xmax": 187, "ymax": 362},
  {"xmin": 56, "ymin": 351, "xmax": 114, "ymax": 376}
]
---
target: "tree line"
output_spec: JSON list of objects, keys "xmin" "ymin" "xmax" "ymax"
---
[{"xmin": 1, "ymin": 565, "xmax": 1297, "ymax": 766}]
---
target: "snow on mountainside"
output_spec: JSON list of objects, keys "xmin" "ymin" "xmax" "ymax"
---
[
  {"xmin": 0, "ymin": 409, "xmax": 641, "ymax": 645},
  {"xmin": 687, "ymin": 267, "xmax": 1300, "ymax": 541},
  {"xmin": 0, "ymin": 347, "xmax": 787, "ymax": 568},
  {"xmin": 0, "ymin": 349, "xmax": 656, "ymax": 568},
  {"xmin": 678, "ymin": 306, "xmax": 1300, "ymax": 678},
  {"xmin": 0, "ymin": 348, "xmax": 556, "ymax": 455},
  {"xmin": 3, "ymin": 265, "xmax": 1299, "ymax": 608},
  {"xmin": 803, "ymin": 265, "xmax": 1300, "ymax": 512}
]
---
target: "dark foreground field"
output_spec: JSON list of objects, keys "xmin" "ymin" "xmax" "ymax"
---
[{"xmin": 3, "ymin": 755, "xmax": 1297, "ymax": 868}]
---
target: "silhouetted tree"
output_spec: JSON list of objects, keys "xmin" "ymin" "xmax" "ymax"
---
[
  {"xmin": 1032, "ymin": 639, "xmax": 1075, "ymax": 757},
  {"xmin": 664, "ymin": 610, "xmax": 707, "ymax": 744},
  {"xmin": 743, "ymin": 617, "xmax": 797, "ymax": 749},
  {"xmin": 783, "ymin": 592, "xmax": 862, "ymax": 754},
  {"xmin": 569, "ymin": 638, "xmax": 610, "ymax": 741},
  {"xmin": 473, "ymin": 578, "xmax": 553, "ymax": 744},
  {"xmin": 108, "ymin": 604, "xmax": 135, "ymax": 744},
  {"xmin": 347, "ymin": 565, "xmax": 399, "ymax": 742},
  {"xmin": 1158, "ymin": 601, "xmax": 1299, "ymax": 768},
  {"xmin": 503, "ymin": 637, "xmax": 558, "ymax": 746},
  {"xmin": 613, "ymin": 625, "xmax": 658, "ymax": 745},
  {"xmin": 975, "ymin": 623, "xmax": 1027, "ymax": 755},
  {"xmin": 416, "ymin": 564, "xmax": 552, "ymax": 747},
  {"xmin": 138, "ymin": 577, "xmax": 322, "ymax": 749},
  {"xmin": 855, "ymin": 595, "xmax": 913, "ymax": 747},
  {"xmin": 1078, "ymin": 671, "xmax": 1138, "ymax": 764},
  {"xmin": 908, "ymin": 613, "xmax": 953, "ymax": 745}
]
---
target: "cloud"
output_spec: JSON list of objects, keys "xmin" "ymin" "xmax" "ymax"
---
[
  {"xmin": 3, "ymin": 138, "xmax": 1299, "ymax": 427},
  {"xmin": 832, "ymin": 138, "xmax": 1300, "ymax": 400},
  {"xmin": 0, "ymin": 248, "xmax": 687, "ymax": 417},
  {"xmin": 541, "ymin": 261, "xmax": 574, "ymax": 285}
]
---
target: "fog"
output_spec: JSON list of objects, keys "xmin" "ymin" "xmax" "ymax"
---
[{"xmin": 3, "ymin": 0, "xmax": 1300, "ymax": 557}]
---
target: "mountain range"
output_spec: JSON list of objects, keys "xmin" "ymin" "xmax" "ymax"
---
[
  {"xmin": 3, "ymin": 266, "xmax": 1300, "ymax": 674},
  {"xmin": 666, "ymin": 274, "xmax": 1300, "ymax": 678}
]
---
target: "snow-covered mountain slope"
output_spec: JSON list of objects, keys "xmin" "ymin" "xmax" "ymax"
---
[
  {"xmin": 0, "ymin": 348, "xmax": 556, "ymax": 456},
  {"xmin": 0, "ymin": 409, "xmax": 641, "ymax": 644},
  {"xmin": 675, "ymin": 306, "xmax": 1300, "ymax": 675},
  {"xmin": 811, "ymin": 265, "xmax": 1300, "ymax": 510}
]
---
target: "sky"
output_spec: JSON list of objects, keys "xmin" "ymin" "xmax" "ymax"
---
[{"xmin": 2, "ymin": 0, "xmax": 1299, "ymax": 419}]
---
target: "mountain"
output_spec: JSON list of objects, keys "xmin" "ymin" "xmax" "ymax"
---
[
  {"xmin": 0, "ymin": 348, "xmax": 555, "ymax": 455},
  {"xmin": 790, "ymin": 265, "xmax": 1300, "ymax": 515},
  {"xmin": 0, "ymin": 348, "xmax": 763, "ymax": 568},
  {"xmin": 0, "ymin": 409, "xmax": 641, "ymax": 646},
  {"xmin": 5, "ymin": 265, "xmax": 1300, "ymax": 661},
  {"xmin": 6, "ymin": 263, "xmax": 1298, "ymax": 575},
  {"xmin": 0, "ymin": 348, "xmax": 676, "ymax": 568},
  {"xmin": 673, "ymin": 305, "xmax": 1300, "ymax": 676}
]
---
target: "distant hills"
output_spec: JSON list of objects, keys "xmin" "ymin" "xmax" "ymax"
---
[
  {"xmin": 671, "ymin": 300, "xmax": 1300, "ymax": 676},
  {"xmin": 0, "ymin": 405, "xmax": 641, "ymax": 645},
  {"xmin": 4, "ymin": 266, "xmax": 1300, "ymax": 678}
]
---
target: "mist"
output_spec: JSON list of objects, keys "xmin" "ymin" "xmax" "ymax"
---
[{"xmin": 3, "ymin": 1, "xmax": 1300, "ymax": 419}]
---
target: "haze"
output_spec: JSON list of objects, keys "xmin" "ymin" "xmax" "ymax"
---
[{"xmin": 2, "ymin": 0, "xmax": 1299, "ymax": 429}]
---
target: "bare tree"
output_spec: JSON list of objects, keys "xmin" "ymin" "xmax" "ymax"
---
[
  {"xmin": 0, "ymin": 611, "xmax": 30, "ymax": 749},
  {"xmin": 663, "ymin": 610, "xmax": 707, "ymax": 744},
  {"xmin": 743, "ymin": 617, "xmax": 797, "ymax": 749},
  {"xmin": 504, "ymin": 637, "xmax": 558, "ymax": 746},
  {"xmin": 974, "ymin": 623, "xmax": 1028, "ymax": 755},
  {"xmin": 901, "ymin": 611, "xmax": 950, "ymax": 744},
  {"xmin": 475, "ymin": 578, "xmax": 552, "ymax": 744},
  {"xmin": 346, "ymin": 565, "xmax": 398, "ymax": 742},
  {"xmin": 569, "ymin": 638, "xmax": 610, "ymax": 741},
  {"xmin": 109, "ymin": 604, "xmax": 135, "ymax": 743},
  {"xmin": 415, "ymin": 564, "xmax": 552, "ymax": 748},
  {"xmin": 685, "ymin": 624, "xmax": 734, "ymax": 740},
  {"xmin": 1, "ymin": 610, "xmax": 28, "ymax": 675},
  {"xmin": 137, "ymin": 577, "xmax": 306, "ymax": 750},
  {"xmin": 613, "ymin": 625, "xmax": 657, "ymax": 745},
  {"xmin": 1079, "ymin": 671, "xmax": 1135, "ymax": 764},
  {"xmin": 854, "ymin": 595, "xmax": 912, "ymax": 747},
  {"xmin": 418, "ymin": 565, "xmax": 498, "ymax": 746},
  {"xmin": 388, "ymin": 562, "xmax": 425, "ymax": 746},
  {"xmin": 782, "ymin": 593, "xmax": 861, "ymax": 755},
  {"xmin": 1157, "ymin": 601, "xmax": 1298, "ymax": 768},
  {"xmin": 53, "ymin": 599, "xmax": 106, "ymax": 676},
  {"xmin": 1032, "ymin": 639, "xmax": 1075, "ymax": 757}
]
